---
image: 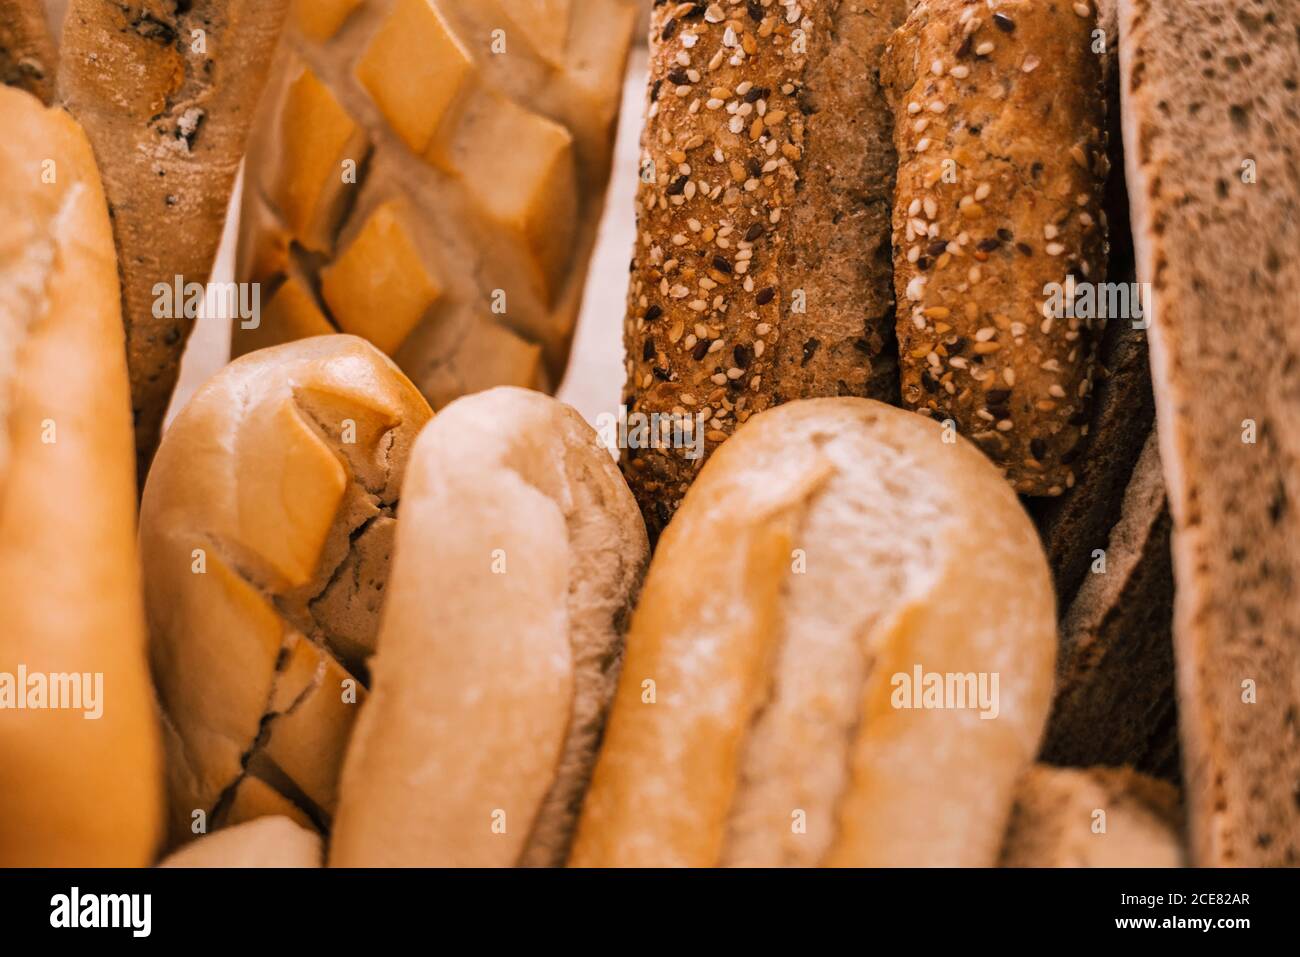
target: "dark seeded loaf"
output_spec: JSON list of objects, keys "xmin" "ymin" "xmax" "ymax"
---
[
  {"xmin": 622, "ymin": 0, "xmax": 907, "ymax": 536},
  {"xmin": 1119, "ymin": 0, "xmax": 1300, "ymax": 866},
  {"xmin": 883, "ymin": 0, "xmax": 1109, "ymax": 496}
]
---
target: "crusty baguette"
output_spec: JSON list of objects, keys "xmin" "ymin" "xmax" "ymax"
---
[
  {"xmin": 234, "ymin": 0, "xmax": 637, "ymax": 408},
  {"xmin": 159, "ymin": 815, "xmax": 322, "ymax": 868},
  {"xmin": 1119, "ymin": 0, "xmax": 1300, "ymax": 866},
  {"xmin": 330, "ymin": 388, "xmax": 649, "ymax": 867},
  {"xmin": 620, "ymin": 0, "xmax": 908, "ymax": 537},
  {"xmin": 0, "ymin": 0, "xmax": 56, "ymax": 102},
  {"xmin": 571, "ymin": 398, "xmax": 1057, "ymax": 867},
  {"xmin": 0, "ymin": 86, "xmax": 163, "ymax": 866},
  {"xmin": 883, "ymin": 0, "xmax": 1109, "ymax": 496},
  {"xmin": 138, "ymin": 335, "xmax": 431, "ymax": 849},
  {"xmin": 1041, "ymin": 431, "xmax": 1179, "ymax": 780},
  {"xmin": 58, "ymin": 0, "xmax": 291, "ymax": 484},
  {"xmin": 1001, "ymin": 765, "xmax": 1184, "ymax": 867}
]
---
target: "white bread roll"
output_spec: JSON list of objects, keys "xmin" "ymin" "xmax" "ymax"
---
[
  {"xmin": 139, "ymin": 335, "xmax": 432, "ymax": 849},
  {"xmin": 570, "ymin": 398, "xmax": 1057, "ymax": 867},
  {"xmin": 1001, "ymin": 765, "xmax": 1184, "ymax": 867},
  {"xmin": 159, "ymin": 816, "xmax": 322, "ymax": 868},
  {"xmin": 0, "ymin": 86, "xmax": 163, "ymax": 866},
  {"xmin": 330, "ymin": 387, "xmax": 649, "ymax": 867}
]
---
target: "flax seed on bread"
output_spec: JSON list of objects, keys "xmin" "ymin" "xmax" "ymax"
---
[
  {"xmin": 621, "ymin": 0, "xmax": 908, "ymax": 537},
  {"xmin": 883, "ymin": 0, "xmax": 1109, "ymax": 496}
]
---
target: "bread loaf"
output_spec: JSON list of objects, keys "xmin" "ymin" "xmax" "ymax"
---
[
  {"xmin": 1120, "ymin": 0, "xmax": 1300, "ymax": 866},
  {"xmin": 0, "ymin": 0, "xmax": 56, "ymax": 102},
  {"xmin": 620, "ymin": 0, "xmax": 908, "ymax": 536},
  {"xmin": 571, "ymin": 398, "xmax": 1056, "ymax": 866},
  {"xmin": 883, "ymin": 0, "xmax": 1108, "ymax": 496},
  {"xmin": 1041, "ymin": 431, "xmax": 1178, "ymax": 780},
  {"xmin": 138, "ymin": 335, "xmax": 431, "ymax": 848},
  {"xmin": 1001, "ymin": 765, "xmax": 1184, "ymax": 867},
  {"xmin": 331, "ymin": 388, "xmax": 649, "ymax": 867},
  {"xmin": 58, "ymin": 0, "xmax": 291, "ymax": 483},
  {"xmin": 234, "ymin": 0, "xmax": 637, "ymax": 408},
  {"xmin": 0, "ymin": 86, "xmax": 163, "ymax": 866},
  {"xmin": 159, "ymin": 815, "xmax": 322, "ymax": 868}
]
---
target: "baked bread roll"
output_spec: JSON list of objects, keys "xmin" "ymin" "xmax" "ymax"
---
[
  {"xmin": 331, "ymin": 387, "xmax": 649, "ymax": 867},
  {"xmin": 1119, "ymin": 0, "xmax": 1300, "ymax": 866},
  {"xmin": 883, "ymin": 0, "xmax": 1108, "ymax": 496},
  {"xmin": 233, "ymin": 0, "xmax": 638, "ymax": 407},
  {"xmin": 620, "ymin": 0, "xmax": 908, "ymax": 536},
  {"xmin": 58, "ymin": 0, "xmax": 292, "ymax": 483},
  {"xmin": 159, "ymin": 816, "xmax": 322, "ymax": 868},
  {"xmin": 0, "ymin": 0, "xmax": 56, "ymax": 102},
  {"xmin": 0, "ymin": 86, "xmax": 163, "ymax": 866},
  {"xmin": 571, "ymin": 398, "xmax": 1056, "ymax": 867},
  {"xmin": 1001, "ymin": 765, "xmax": 1184, "ymax": 867},
  {"xmin": 139, "ymin": 335, "xmax": 431, "ymax": 848}
]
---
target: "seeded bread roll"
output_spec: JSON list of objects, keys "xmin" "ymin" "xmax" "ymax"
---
[
  {"xmin": 883, "ymin": 0, "xmax": 1108, "ymax": 496},
  {"xmin": 0, "ymin": 86, "xmax": 164, "ymax": 866},
  {"xmin": 58, "ymin": 0, "xmax": 291, "ymax": 484},
  {"xmin": 331, "ymin": 388, "xmax": 649, "ymax": 867},
  {"xmin": 159, "ymin": 816, "xmax": 322, "ymax": 868},
  {"xmin": 1000, "ymin": 765, "xmax": 1184, "ymax": 867},
  {"xmin": 0, "ymin": 0, "xmax": 56, "ymax": 102},
  {"xmin": 621, "ymin": 0, "xmax": 908, "ymax": 536},
  {"xmin": 1120, "ymin": 0, "xmax": 1300, "ymax": 866},
  {"xmin": 234, "ymin": 0, "xmax": 637, "ymax": 408},
  {"xmin": 571, "ymin": 398, "xmax": 1056, "ymax": 867},
  {"xmin": 139, "ymin": 335, "xmax": 431, "ymax": 849}
]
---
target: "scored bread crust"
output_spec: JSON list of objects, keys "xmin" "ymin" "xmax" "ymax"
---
[
  {"xmin": 621, "ymin": 0, "xmax": 908, "ymax": 537},
  {"xmin": 571, "ymin": 397, "xmax": 1056, "ymax": 867},
  {"xmin": 1120, "ymin": 0, "xmax": 1300, "ymax": 866},
  {"xmin": 234, "ymin": 0, "xmax": 637, "ymax": 408},
  {"xmin": 0, "ymin": 0, "xmax": 56, "ymax": 102},
  {"xmin": 159, "ymin": 815, "xmax": 322, "ymax": 868},
  {"xmin": 1000, "ymin": 765, "xmax": 1184, "ymax": 867},
  {"xmin": 330, "ymin": 387, "xmax": 649, "ymax": 867},
  {"xmin": 138, "ymin": 335, "xmax": 431, "ymax": 849},
  {"xmin": 0, "ymin": 87, "xmax": 164, "ymax": 866},
  {"xmin": 883, "ymin": 0, "xmax": 1108, "ymax": 496},
  {"xmin": 58, "ymin": 0, "xmax": 291, "ymax": 484}
]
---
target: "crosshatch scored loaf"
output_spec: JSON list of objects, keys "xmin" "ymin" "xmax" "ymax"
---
[
  {"xmin": 235, "ymin": 0, "xmax": 637, "ymax": 409},
  {"xmin": 883, "ymin": 0, "xmax": 1109, "ymax": 497},
  {"xmin": 138, "ymin": 336, "xmax": 431, "ymax": 849},
  {"xmin": 620, "ymin": 0, "xmax": 909, "ymax": 536}
]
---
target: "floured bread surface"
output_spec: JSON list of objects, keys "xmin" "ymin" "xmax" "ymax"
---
[
  {"xmin": 159, "ymin": 815, "xmax": 322, "ymax": 868},
  {"xmin": 1120, "ymin": 0, "xmax": 1300, "ymax": 865},
  {"xmin": 0, "ymin": 87, "xmax": 164, "ymax": 866},
  {"xmin": 235, "ymin": 0, "xmax": 638, "ymax": 407},
  {"xmin": 1001, "ymin": 765, "xmax": 1184, "ymax": 867},
  {"xmin": 138, "ymin": 335, "xmax": 431, "ymax": 849},
  {"xmin": 570, "ymin": 397, "xmax": 1056, "ymax": 866},
  {"xmin": 330, "ymin": 387, "xmax": 649, "ymax": 867}
]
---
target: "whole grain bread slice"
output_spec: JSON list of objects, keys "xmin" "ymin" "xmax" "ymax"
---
[
  {"xmin": 1041, "ymin": 430, "xmax": 1179, "ymax": 781},
  {"xmin": 1119, "ymin": 0, "xmax": 1300, "ymax": 866}
]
